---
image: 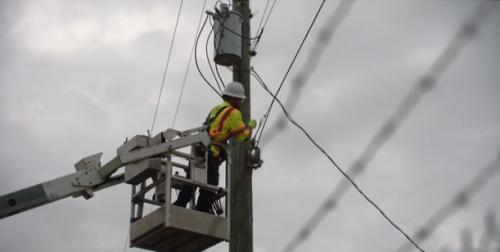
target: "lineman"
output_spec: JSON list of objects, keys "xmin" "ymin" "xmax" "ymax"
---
[{"xmin": 173, "ymin": 81, "xmax": 256, "ymax": 213}]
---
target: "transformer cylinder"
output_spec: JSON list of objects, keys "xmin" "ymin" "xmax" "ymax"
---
[{"xmin": 213, "ymin": 12, "xmax": 242, "ymax": 66}]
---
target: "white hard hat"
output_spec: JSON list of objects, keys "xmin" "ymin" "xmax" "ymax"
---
[{"xmin": 222, "ymin": 81, "xmax": 246, "ymax": 99}]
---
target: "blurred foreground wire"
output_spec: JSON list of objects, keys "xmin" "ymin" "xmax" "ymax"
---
[
  {"xmin": 276, "ymin": 1, "xmax": 499, "ymax": 251},
  {"xmin": 254, "ymin": 0, "xmax": 329, "ymax": 146},
  {"xmin": 260, "ymin": 0, "xmax": 355, "ymax": 146},
  {"xmin": 252, "ymin": 69, "xmax": 424, "ymax": 252},
  {"xmin": 397, "ymin": 153, "xmax": 500, "ymax": 252},
  {"xmin": 438, "ymin": 209, "xmax": 499, "ymax": 252}
]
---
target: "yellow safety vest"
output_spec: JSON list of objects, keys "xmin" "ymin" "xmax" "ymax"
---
[{"xmin": 207, "ymin": 101, "xmax": 251, "ymax": 157}]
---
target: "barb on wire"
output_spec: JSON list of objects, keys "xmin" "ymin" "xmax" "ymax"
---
[
  {"xmin": 260, "ymin": 0, "xmax": 355, "ymax": 146},
  {"xmin": 438, "ymin": 209, "xmax": 499, "ymax": 252},
  {"xmin": 150, "ymin": 0, "xmax": 184, "ymax": 135},
  {"xmin": 171, "ymin": 0, "xmax": 209, "ymax": 128},
  {"xmin": 255, "ymin": 0, "xmax": 328, "ymax": 146},
  {"xmin": 279, "ymin": 1, "xmax": 498, "ymax": 251},
  {"xmin": 477, "ymin": 211, "xmax": 498, "ymax": 252},
  {"xmin": 397, "ymin": 153, "xmax": 500, "ymax": 252},
  {"xmin": 252, "ymin": 68, "xmax": 425, "ymax": 252}
]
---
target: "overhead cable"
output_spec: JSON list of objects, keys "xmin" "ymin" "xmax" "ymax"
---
[
  {"xmin": 252, "ymin": 0, "xmax": 279, "ymax": 51},
  {"xmin": 261, "ymin": 0, "xmax": 355, "ymax": 146},
  {"xmin": 280, "ymin": 1, "xmax": 498, "ymax": 251},
  {"xmin": 252, "ymin": 68, "xmax": 424, "ymax": 252},
  {"xmin": 254, "ymin": 68, "xmax": 424, "ymax": 252},
  {"xmin": 205, "ymin": 25, "xmax": 223, "ymax": 92},
  {"xmin": 150, "ymin": 0, "xmax": 184, "ymax": 135},
  {"xmin": 214, "ymin": 24, "xmax": 226, "ymax": 87},
  {"xmin": 171, "ymin": 0, "xmax": 209, "ymax": 128},
  {"xmin": 397, "ymin": 153, "xmax": 500, "ymax": 252},
  {"xmin": 254, "ymin": 0, "xmax": 271, "ymax": 39},
  {"xmin": 194, "ymin": 15, "xmax": 222, "ymax": 98},
  {"xmin": 255, "ymin": 0, "xmax": 328, "ymax": 146}
]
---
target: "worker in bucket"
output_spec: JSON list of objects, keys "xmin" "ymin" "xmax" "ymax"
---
[{"xmin": 173, "ymin": 81, "xmax": 257, "ymax": 213}]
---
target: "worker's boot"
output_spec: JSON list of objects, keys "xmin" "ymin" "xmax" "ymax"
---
[
  {"xmin": 195, "ymin": 190, "xmax": 213, "ymax": 214},
  {"xmin": 173, "ymin": 185, "xmax": 193, "ymax": 207}
]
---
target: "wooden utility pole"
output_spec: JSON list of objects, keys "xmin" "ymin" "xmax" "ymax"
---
[{"xmin": 230, "ymin": 0, "xmax": 252, "ymax": 252}]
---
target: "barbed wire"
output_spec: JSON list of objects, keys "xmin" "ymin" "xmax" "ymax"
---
[
  {"xmin": 279, "ymin": 0, "xmax": 499, "ymax": 251},
  {"xmin": 252, "ymin": 68, "xmax": 424, "ymax": 252},
  {"xmin": 397, "ymin": 153, "xmax": 500, "ymax": 252},
  {"xmin": 260, "ymin": 0, "xmax": 355, "ymax": 146},
  {"xmin": 477, "ymin": 211, "xmax": 498, "ymax": 252},
  {"xmin": 437, "ymin": 209, "xmax": 499, "ymax": 252},
  {"xmin": 254, "ymin": 0, "xmax": 329, "ymax": 146}
]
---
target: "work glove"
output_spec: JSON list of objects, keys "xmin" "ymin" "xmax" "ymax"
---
[{"xmin": 248, "ymin": 119, "xmax": 257, "ymax": 129}]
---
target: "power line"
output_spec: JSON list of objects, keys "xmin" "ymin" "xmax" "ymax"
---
[
  {"xmin": 252, "ymin": 68, "xmax": 425, "ymax": 252},
  {"xmin": 194, "ymin": 15, "xmax": 222, "ymax": 98},
  {"xmin": 214, "ymin": 24, "xmax": 226, "ymax": 87},
  {"xmin": 139, "ymin": 4, "xmax": 185, "ymax": 250},
  {"xmin": 150, "ymin": 0, "xmax": 184, "ymax": 135},
  {"xmin": 171, "ymin": 0, "xmax": 209, "ymax": 128},
  {"xmin": 261, "ymin": 0, "xmax": 278, "ymax": 33},
  {"xmin": 216, "ymin": 19, "xmax": 262, "ymax": 40},
  {"xmin": 255, "ymin": 0, "xmax": 328, "ymax": 146},
  {"xmin": 279, "ymin": 1, "xmax": 498, "ymax": 251},
  {"xmin": 252, "ymin": 0, "xmax": 279, "ymax": 51},
  {"xmin": 215, "ymin": 60, "xmax": 225, "ymax": 87},
  {"xmin": 205, "ymin": 25, "xmax": 223, "ymax": 92},
  {"xmin": 397, "ymin": 153, "xmax": 500, "ymax": 252},
  {"xmin": 261, "ymin": 0, "xmax": 355, "ymax": 146},
  {"xmin": 254, "ymin": 0, "xmax": 271, "ymax": 38}
]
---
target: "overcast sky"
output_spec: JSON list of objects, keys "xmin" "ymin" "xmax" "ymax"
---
[{"xmin": 1, "ymin": 0, "xmax": 500, "ymax": 252}]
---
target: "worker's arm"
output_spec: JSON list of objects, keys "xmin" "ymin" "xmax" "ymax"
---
[{"xmin": 228, "ymin": 110, "xmax": 256, "ymax": 142}]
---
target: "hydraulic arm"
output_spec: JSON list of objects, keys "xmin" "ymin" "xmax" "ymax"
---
[{"xmin": 0, "ymin": 126, "xmax": 210, "ymax": 220}]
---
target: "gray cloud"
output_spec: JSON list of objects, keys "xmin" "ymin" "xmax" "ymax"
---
[{"xmin": 1, "ymin": 1, "xmax": 499, "ymax": 252}]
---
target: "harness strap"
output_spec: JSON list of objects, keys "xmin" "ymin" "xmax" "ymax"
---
[{"xmin": 205, "ymin": 105, "xmax": 229, "ymax": 126}]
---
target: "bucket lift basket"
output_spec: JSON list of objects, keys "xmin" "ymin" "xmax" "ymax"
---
[{"xmin": 119, "ymin": 127, "xmax": 230, "ymax": 252}]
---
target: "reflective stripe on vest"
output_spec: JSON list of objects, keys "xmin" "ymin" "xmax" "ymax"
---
[{"xmin": 209, "ymin": 107, "xmax": 235, "ymax": 140}]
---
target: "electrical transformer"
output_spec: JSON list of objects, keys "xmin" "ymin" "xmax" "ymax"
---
[{"xmin": 213, "ymin": 6, "xmax": 242, "ymax": 66}]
